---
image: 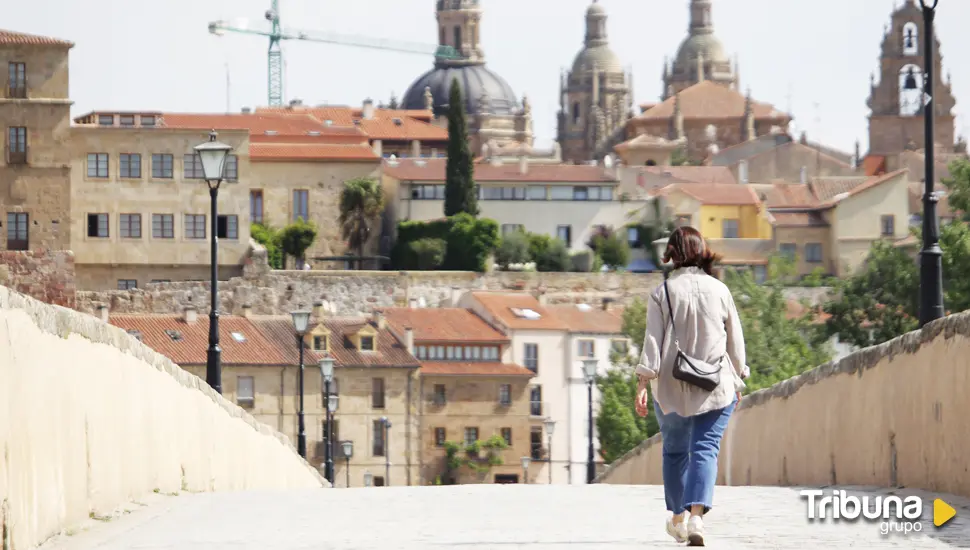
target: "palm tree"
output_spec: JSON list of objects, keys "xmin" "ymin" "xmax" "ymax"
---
[{"xmin": 338, "ymin": 177, "xmax": 385, "ymax": 270}]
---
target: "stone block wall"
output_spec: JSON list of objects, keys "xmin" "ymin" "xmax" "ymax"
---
[
  {"xmin": 595, "ymin": 311, "xmax": 970, "ymax": 499},
  {"xmin": 0, "ymin": 285, "xmax": 326, "ymax": 550},
  {"xmin": 0, "ymin": 249, "xmax": 76, "ymax": 308}
]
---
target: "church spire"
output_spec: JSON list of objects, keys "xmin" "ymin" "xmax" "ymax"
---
[
  {"xmin": 689, "ymin": 0, "xmax": 714, "ymax": 35},
  {"xmin": 584, "ymin": 0, "xmax": 609, "ymax": 47}
]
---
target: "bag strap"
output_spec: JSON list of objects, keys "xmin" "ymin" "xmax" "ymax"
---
[{"xmin": 663, "ymin": 279, "xmax": 680, "ymax": 348}]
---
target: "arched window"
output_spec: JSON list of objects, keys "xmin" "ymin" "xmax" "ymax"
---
[
  {"xmin": 454, "ymin": 26, "xmax": 462, "ymax": 49},
  {"xmin": 572, "ymin": 102, "xmax": 581, "ymax": 125},
  {"xmin": 902, "ymin": 22, "xmax": 919, "ymax": 56},
  {"xmin": 898, "ymin": 64, "xmax": 923, "ymax": 116}
]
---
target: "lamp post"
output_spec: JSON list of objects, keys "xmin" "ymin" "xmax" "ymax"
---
[
  {"xmin": 543, "ymin": 418, "xmax": 556, "ymax": 485},
  {"xmin": 521, "ymin": 456, "xmax": 531, "ymax": 484},
  {"xmin": 319, "ymin": 357, "xmax": 336, "ymax": 483},
  {"xmin": 582, "ymin": 358, "xmax": 598, "ymax": 484},
  {"xmin": 291, "ymin": 309, "xmax": 311, "ymax": 459},
  {"xmin": 195, "ymin": 131, "xmax": 233, "ymax": 394},
  {"xmin": 341, "ymin": 440, "xmax": 353, "ymax": 488},
  {"xmin": 918, "ymin": 0, "xmax": 945, "ymax": 327},
  {"xmin": 380, "ymin": 416, "xmax": 392, "ymax": 486}
]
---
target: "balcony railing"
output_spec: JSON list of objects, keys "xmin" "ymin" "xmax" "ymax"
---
[
  {"xmin": 8, "ymin": 86, "xmax": 26, "ymax": 99},
  {"xmin": 6, "ymin": 148, "xmax": 27, "ymax": 165}
]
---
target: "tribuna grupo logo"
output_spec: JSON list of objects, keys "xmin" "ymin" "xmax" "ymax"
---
[{"xmin": 800, "ymin": 489, "xmax": 924, "ymax": 535}]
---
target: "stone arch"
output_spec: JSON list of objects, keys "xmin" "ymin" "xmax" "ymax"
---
[
  {"xmin": 898, "ymin": 64, "xmax": 923, "ymax": 116},
  {"xmin": 902, "ymin": 22, "xmax": 919, "ymax": 56},
  {"xmin": 572, "ymin": 102, "xmax": 581, "ymax": 125}
]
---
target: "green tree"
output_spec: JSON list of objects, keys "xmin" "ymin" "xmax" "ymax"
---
[
  {"xmin": 279, "ymin": 218, "xmax": 318, "ymax": 270},
  {"xmin": 250, "ymin": 223, "xmax": 283, "ymax": 269},
  {"xmin": 495, "ymin": 230, "xmax": 530, "ymax": 270},
  {"xmin": 444, "ymin": 78, "xmax": 478, "ymax": 217},
  {"xmin": 535, "ymin": 239, "xmax": 571, "ymax": 272},
  {"xmin": 593, "ymin": 233, "xmax": 631, "ymax": 270},
  {"xmin": 338, "ymin": 177, "xmax": 385, "ymax": 270},
  {"xmin": 409, "ymin": 238, "xmax": 446, "ymax": 270},
  {"xmin": 941, "ymin": 157, "xmax": 970, "ymax": 217}
]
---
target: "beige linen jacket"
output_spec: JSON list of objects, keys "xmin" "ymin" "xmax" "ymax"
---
[{"xmin": 635, "ymin": 266, "xmax": 749, "ymax": 417}]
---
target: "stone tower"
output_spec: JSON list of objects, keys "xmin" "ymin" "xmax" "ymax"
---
[
  {"xmin": 866, "ymin": 0, "xmax": 956, "ymax": 155},
  {"xmin": 557, "ymin": 1, "xmax": 632, "ymax": 163},
  {"xmin": 435, "ymin": 0, "xmax": 484, "ymax": 64},
  {"xmin": 663, "ymin": 0, "xmax": 736, "ymax": 99}
]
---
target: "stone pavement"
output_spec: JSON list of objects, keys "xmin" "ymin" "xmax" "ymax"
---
[{"xmin": 41, "ymin": 485, "xmax": 970, "ymax": 549}]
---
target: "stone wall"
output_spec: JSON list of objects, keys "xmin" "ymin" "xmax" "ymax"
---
[
  {"xmin": 0, "ymin": 285, "xmax": 326, "ymax": 550},
  {"xmin": 595, "ymin": 311, "xmax": 970, "ymax": 499},
  {"xmin": 0, "ymin": 249, "xmax": 76, "ymax": 308}
]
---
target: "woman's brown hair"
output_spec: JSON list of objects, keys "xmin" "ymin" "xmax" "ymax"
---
[{"xmin": 663, "ymin": 226, "xmax": 721, "ymax": 276}]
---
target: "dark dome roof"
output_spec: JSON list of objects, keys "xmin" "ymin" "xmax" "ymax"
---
[{"xmin": 401, "ymin": 64, "xmax": 519, "ymax": 116}]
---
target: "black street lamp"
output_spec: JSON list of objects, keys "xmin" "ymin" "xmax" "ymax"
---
[
  {"xmin": 341, "ymin": 440, "xmax": 353, "ymax": 488},
  {"xmin": 918, "ymin": 0, "xmax": 945, "ymax": 327},
  {"xmin": 320, "ymin": 357, "xmax": 336, "ymax": 483},
  {"xmin": 291, "ymin": 309, "xmax": 311, "ymax": 459},
  {"xmin": 582, "ymin": 359, "xmax": 598, "ymax": 484},
  {"xmin": 195, "ymin": 131, "xmax": 233, "ymax": 394},
  {"xmin": 543, "ymin": 418, "xmax": 556, "ymax": 485},
  {"xmin": 380, "ymin": 416, "xmax": 392, "ymax": 486}
]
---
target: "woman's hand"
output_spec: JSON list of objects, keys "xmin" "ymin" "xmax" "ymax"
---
[
  {"xmin": 735, "ymin": 391, "xmax": 743, "ymax": 405},
  {"xmin": 635, "ymin": 376, "xmax": 650, "ymax": 417}
]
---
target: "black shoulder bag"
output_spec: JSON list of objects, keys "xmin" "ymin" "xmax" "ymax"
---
[{"xmin": 663, "ymin": 279, "xmax": 722, "ymax": 392}]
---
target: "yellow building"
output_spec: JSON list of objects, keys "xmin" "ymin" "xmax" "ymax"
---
[{"xmin": 654, "ymin": 182, "xmax": 773, "ymax": 239}]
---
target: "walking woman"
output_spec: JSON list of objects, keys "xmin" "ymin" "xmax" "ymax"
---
[{"xmin": 634, "ymin": 226, "xmax": 748, "ymax": 547}]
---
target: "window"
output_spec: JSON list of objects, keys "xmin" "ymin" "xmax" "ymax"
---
[
  {"xmin": 527, "ymin": 186, "xmax": 546, "ymax": 200},
  {"xmin": 8, "ymin": 62, "xmax": 26, "ymax": 98},
  {"xmin": 119, "ymin": 153, "xmax": 141, "ymax": 178},
  {"xmin": 530, "ymin": 427, "xmax": 543, "ymax": 459},
  {"xmin": 293, "ymin": 190, "xmax": 309, "ymax": 222},
  {"xmin": 752, "ymin": 265, "xmax": 768, "ymax": 284},
  {"xmin": 627, "ymin": 226, "xmax": 640, "ymax": 248},
  {"xmin": 483, "ymin": 346, "xmax": 499, "ymax": 361},
  {"xmin": 433, "ymin": 384, "xmax": 446, "ymax": 405},
  {"xmin": 738, "ymin": 160, "xmax": 749, "ymax": 184},
  {"xmin": 805, "ymin": 243, "xmax": 823, "ymax": 263},
  {"xmin": 152, "ymin": 214, "xmax": 174, "ymax": 239},
  {"xmin": 86, "ymin": 214, "xmax": 109, "ymax": 238},
  {"xmin": 372, "ymin": 419, "xmax": 386, "ymax": 456},
  {"xmin": 601, "ymin": 187, "xmax": 614, "ymax": 201},
  {"xmin": 86, "ymin": 153, "xmax": 108, "ymax": 178},
  {"xmin": 119, "ymin": 114, "xmax": 135, "ymax": 127},
  {"xmin": 360, "ymin": 335, "xmax": 375, "ymax": 351},
  {"xmin": 556, "ymin": 225, "xmax": 572, "ymax": 247},
  {"xmin": 237, "ymin": 376, "xmax": 255, "ymax": 407},
  {"xmin": 779, "ymin": 243, "xmax": 796, "ymax": 259},
  {"xmin": 217, "ymin": 215, "xmax": 238, "ymax": 239},
  {"xmin": 498, "ymin": 384, "xmax": 512, "ymax": 406},
  {"xmin": 411, "ymin": 184, "xmax": 445, "ymax": 200},
  {"xmin": 722, "ymin": 219, "xmax": 740, "ymax": 238},
  {"xmin": 549, "ymin": 186, "xmax": 572, "ymax": 200},
  {"xmin": 119, "ymin": 214, "xmax": 141, "ymax": 238},
  {"xmin": 141, "ymin": 115, "xmax": 156, "ymax": 127},
  {"xmin": 482, "ymin": 186, "xmax": 526, "ymax": 200},
  {"xmin": 117, "ymin": 279, "xmax": 137, "ymax": 290},
  {"xmin": 530, "ymin": 386, "xmax": 542, "ymax": 416},
  {"xmin": 312, "ymin": 335, "xmax": 328, "ymax": 351},
  {"xmin": 373, "ymin": 476, "xmax": 386, "ymax": 487},
  {"xmin": 501, "ymin": 428, "xmax": 512, "ymax": 446},
  {"xmin": 881, "ymin": 215, "xmax": 895, "ymax": 237},
  {"xmin": 572, "ymin": 102, "xmax": 580, "ymax": 125},
  {"xmin": 675, "ymin": 215, "xmax": 691, "ymax": 227},
  {"xmin": 464, "ymin": 427, "xmax": 479, "ymax": 447},
  {"xmin": 453, "ymin": 26, "xmax": 461, "ymax": 49},
  {"xmin": 224, "ymin": 155, "xmax": 238, "ymax": 182},
  {"xmin": 434, "ymin": 427, "xmax": 446, "ymax": 447},
  {"xmin": 7, "ymin": 127, "xmax": 26, "ymax": 164},
  {"xmin": 524, "ymin": 343, "xmax": 538, "ymax": 372},
  {"xmin": 501, "ymin": 224, "xmax": 524, "ymax": 236},
  {"xmin": 578, "ymin": 339, "xmax": 595, "ymax": 358},
  {"xmin": 152, "ymin": 154, "xmax": 173, "ymax": 179},
  {"xmin": 902, "ymin": 22, "xmax": 919, "ymax": 56},
  {"xmin": 573, "ymin": 186, "xmax": 589, "ymax": 201},
  {"xmin": 183, "ymin": 153, "xmax": 204, "ymax": 179},
  {"xmin": 250, "ymin": 190, "xmax": 264, "ymax": 223},
  {"xmin": 372, "ymin": 378, "xmax": 385, "ymax": 409},
  {"xmin": 98, "ymin": 114, "xmax": 114, "ymax": 126},
  {"xmin": 6, "ymin": 212, "xmax": 28, "ymax": 251},
  {"xmin": 150, "ymin": 279, "xmax": 171, "ymax": 284},
  {"xmin": 184, "ymin": 214, "xmax": 206, "ymax": 239}
]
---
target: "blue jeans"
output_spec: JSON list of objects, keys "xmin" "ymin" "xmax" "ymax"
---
[{"xmin": 654, "ymin": 399, "xmax": 736, "ymax": 515}]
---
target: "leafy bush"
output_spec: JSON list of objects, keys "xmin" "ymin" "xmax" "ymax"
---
[
  {"xmin": 571, "ymin": 250, "xmax": 594, "ymax": 272},
  {"xmin": 392, "ymin": 214, "xmax": 498, "ymax": 272},
  {"xmin": 279, "ymin": 218, "xmax": 318, "ymax": 269},
  {"xmin": 250, "ymin": 223, "xmax": 283, "ymax": 269},
  {"xmin": 527, "ymin": 233, "xmax": 552, "ymax": 262},
  {"xmin": 597, "ymin": 233, "xmax": 631, "ymax": 270},
  {"xmin": 536, "ymin": 238, "xmax": 571, "ymax": 272},
  {"xmin": 409, "ymin": 238, "xmax": 446, "ymax": 270},
  {"xmin": 495, "ymin": 230, "xmax": 530, "ymax": 270}
]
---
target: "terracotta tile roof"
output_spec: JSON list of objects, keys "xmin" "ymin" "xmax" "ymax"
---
[
  {"xmin": 770, "ymin": 211, "xmax": 830, "ymax": 227},
  {"xmin": 420, "ymin": 361, "xmax": 535, "ymax": 377},
  {"xmin": 545, "ymin": 304, "xmax": 624, "ymax": 335},
  {"xmin": 0, "ymin": 29, "xmax": 73, "ymax": 47},
  {"xmin": 250, "ymin": 316, "xmax": 420, "ymax": 368},
  {"xmin": 752, "ymin": 183, "xmax": 817, "ymax": 209},
  {"xmin": 109, "ymin": 315, "xmax": 290, "ymax": 366},
  {"xmin": 257, "ymin": 106, "xmax": 447, "ymax": 142},
  {"xmin": 656, "ymin": 183, "xmax": 760, "ymax": 205},
  {"xmin": 383, "ymin": 158, "xmax": 618, "ymax": 183},
  {"xmin": 470, "ymin": 292, "xmax": 570, "ymax": 331},
  {"xmin": 382, "ymin": 308, "xmax": 508, "ymax": 344},
  {"xmin": 862, "ymin": 155, "xmax": 887, "ymax": 176},
  {"xmin": 815, "ymin": 169, "xmax": 908, "ymax": 207},
  {"xmin": 755, "ymin": 170, "xmax": 907, "ymax": 210},
  {"xmin": 156, "ymin": 113, "xmax": 334, "ymax": 135},
  {"xmin": 809, "ymin": 177, "xmax": 870, "ymax": 202},
  {"xmin": 250, "ymin": 142, "xmax": 378, "ymax": 162},
  {"xmin": 638, "ymin": 165, "xmax": 737, "ymax": 184},
  {"xmin": 633, "ymin": 81, "xmax": 790, "ymax": 121},
  {"xmin": 614, "ymin": 134, "xmax": 683, "ymax": 151}
]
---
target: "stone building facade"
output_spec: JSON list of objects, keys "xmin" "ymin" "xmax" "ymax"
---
[
  {"xmin": 0, "ymin": 30, "xmax": 73, "ymax": 252},
  {"xmin": 866, "ymin": 0, "xmax": 957, "ymax": 156},
  {"xmin": 557, "ymin": 1, "xmax": 633, "ymax": 163}
]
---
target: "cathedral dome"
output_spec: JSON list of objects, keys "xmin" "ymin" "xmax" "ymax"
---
[
  {"xmin": 674, "ymin": 33, "xmax": 728, "ymax": 67},
  {"xmin": 401, "ymin": 64, "xmax": 519, "ymax": 116},
  {"xmin": 571, "ymin": 45, "xmax": 623, "ymax": 75}
]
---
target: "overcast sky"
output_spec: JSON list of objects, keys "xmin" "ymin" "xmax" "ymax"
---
[{"xmin": 7, "ymin": 0, "xmax": 970, "ymax": 154}]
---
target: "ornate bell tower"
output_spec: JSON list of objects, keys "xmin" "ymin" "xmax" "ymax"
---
[
  {"xmin": 436, "ymin": 0, "xmax": 485, "ymax": 65},
  {"xmin": 867, "ymin": 0, "xmax": 956, "ymax": 155}
]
